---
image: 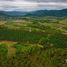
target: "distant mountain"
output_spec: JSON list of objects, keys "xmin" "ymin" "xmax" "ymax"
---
[
  {"xmin": 0, "ymin": 9, "xmax": 67, "ymax": 17},
  {"xmin": 0, "ymin": 11, "xmax": 28, "ymax": 17},
  {"xmin": 5, "ymin": 11, "xmax": 28, "ymax": 16},
  {"xmin": 26, "ymin": 9, "xmax": 67, "ymax": 17}
]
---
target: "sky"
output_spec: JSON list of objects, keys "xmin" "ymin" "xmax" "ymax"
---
[{"xmin": 0, "ymin": 0, "xmax": 67, "ymax": 11}]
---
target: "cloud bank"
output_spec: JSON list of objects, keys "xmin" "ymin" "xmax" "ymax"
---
[{"xmin": 0, "ymin": 0, "xmax": 67, "ymax": 11}]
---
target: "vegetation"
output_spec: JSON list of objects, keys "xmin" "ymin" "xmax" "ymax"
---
[{"xmin": 0, "ymin": 16, "xmax": 67, "ymax": 67}]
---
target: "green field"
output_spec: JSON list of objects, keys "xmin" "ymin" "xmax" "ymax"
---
[{"xmin": 0, "ymin": 16, "xmax": 67, "ymax": 67}]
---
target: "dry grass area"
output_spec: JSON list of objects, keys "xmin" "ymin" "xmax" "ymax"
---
[{"xmin": 8, "ymin": 48, "xmax": 16, "ymax": 58}]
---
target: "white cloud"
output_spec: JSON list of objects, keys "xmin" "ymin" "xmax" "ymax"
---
[{"xmin": 0, "ymin": 0, "xmax": 67, "ymax": 11}]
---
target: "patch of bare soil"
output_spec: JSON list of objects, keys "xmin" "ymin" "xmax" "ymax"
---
[{"xmin": 0, "ymin": 40, "xmax": 17, "ymax": 44}]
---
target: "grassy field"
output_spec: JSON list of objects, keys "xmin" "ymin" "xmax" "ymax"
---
[{"xmin": 0, "ymin": 16, "xmax": 67, "ymax": 67}]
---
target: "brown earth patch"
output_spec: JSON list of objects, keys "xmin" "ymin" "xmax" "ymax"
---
[{"xmin": 0, "ymin": 40, "xmax": 17, "ymax": 44}]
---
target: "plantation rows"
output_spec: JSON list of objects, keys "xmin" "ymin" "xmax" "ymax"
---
[
  {"xmin": 0, "ymin": 28, "xmax": 67, "ymax": 47},
  {"xmin": 0, "ymin": 29, "xmax": 47, "ymax": 43}
]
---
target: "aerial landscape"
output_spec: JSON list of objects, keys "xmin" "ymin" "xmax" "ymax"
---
[{"xmin": 0, "ymin": 0, "xmax": 67, "ymax": 67}]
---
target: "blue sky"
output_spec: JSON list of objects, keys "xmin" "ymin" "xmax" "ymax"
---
[{"xmin": 0, "ymin": 0, "xmax": 67, "ymax": 11}]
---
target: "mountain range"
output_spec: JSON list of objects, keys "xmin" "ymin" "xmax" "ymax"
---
[{"xmin": 0, "ymin": 9, "xmax": 67, "ymax": 17}]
